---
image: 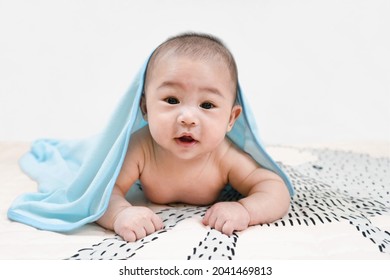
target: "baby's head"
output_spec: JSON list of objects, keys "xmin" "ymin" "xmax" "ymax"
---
[
  {"xmin": 141, "ymin": 33, "xmax": 242, "ymax": 160},
  {"xmin": 145, "ymin": 32, "xmax": 238, "ymax": 98}
]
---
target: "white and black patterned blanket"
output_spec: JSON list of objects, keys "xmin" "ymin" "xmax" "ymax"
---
[{"xmin": 65, "ymin": 147, "xmax": 390, "ymax": 260}]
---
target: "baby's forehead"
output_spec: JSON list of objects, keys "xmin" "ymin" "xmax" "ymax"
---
[
  {"xmin": 148, "ymin": 52, "xmax": 236, "ymax": 94},
  {"xmin": 147, "ymin": 51, "xmax": 236, "ymax": 89},
  {"xmin": 151, "ymin": 50, "xmax": 228, "ymax": 70}
]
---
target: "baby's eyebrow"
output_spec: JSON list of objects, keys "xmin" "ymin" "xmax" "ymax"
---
[
  {"xmin": 157, "ymin": 81, "xmax": 224, "ymax": 98},
  {"xmin": 156, "ymin": 81, "xmax": 186, "ymax": 95},
  {"xmin": 199, "ymin": 86, "xmax": 224, "ymax": 98},
  {"xmin": 157, "ymin": 81, "xmax": 182, "ymax": 91}
]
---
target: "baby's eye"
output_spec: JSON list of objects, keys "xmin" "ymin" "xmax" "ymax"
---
[
  {"xmin": 200, "ymin": 102, "xmax": 215, "ymax": 109},
  {"xmin": 165, "ymin": 97, "xmax": 180, "ymax": 104}
]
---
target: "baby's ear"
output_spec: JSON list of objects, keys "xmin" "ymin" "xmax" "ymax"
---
[
  {"xmin": 140, "ymin": 94, "xmax": 148, "ymax": 121},
  {"xmin": 227, "ymin": 104, "xmax": 242, "ymax": 132}
]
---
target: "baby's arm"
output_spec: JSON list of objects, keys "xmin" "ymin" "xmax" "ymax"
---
[
  {"xmin": 96, "ymin": 134, "xmax": 163, "ymax": 242},
  {"xmin": 203, "ymin": 147, "xmax": 290, "ymax": 235}
]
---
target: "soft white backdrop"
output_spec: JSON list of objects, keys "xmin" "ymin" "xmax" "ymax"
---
[{"xmin": 0, "ymin": 0, "xmax": 389, "ymax": 145}]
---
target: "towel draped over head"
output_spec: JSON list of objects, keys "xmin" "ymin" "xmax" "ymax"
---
[{"xmin": 7, "ymin": 54, "xmax": 294, "ymax": 232}]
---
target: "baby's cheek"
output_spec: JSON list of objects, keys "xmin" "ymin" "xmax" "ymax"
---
[
  {"xmin": 205, "ymin": 128, "xmax": 227, "ymax": 147},
  {"xmin": 148, "ymin": 123, "xmax": 165, "ymax": 142},
  {"xmin": 209, "ymin": 122, "xmax": 227, "ymax": 138}
]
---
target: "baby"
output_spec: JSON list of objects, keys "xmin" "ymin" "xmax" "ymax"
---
[{"xmin": 97, "ymin": 33, "xmax": 291, "ymax": 242}]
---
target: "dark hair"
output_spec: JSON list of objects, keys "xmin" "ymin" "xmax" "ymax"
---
[{"xmin": 145, "ymin": 32, "xmax": 238, "ymax": 93}]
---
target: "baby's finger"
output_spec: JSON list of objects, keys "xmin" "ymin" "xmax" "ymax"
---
[
  {"xmin": 222, "ymin": 221, "xmax": 235, "ymax": 236},
  {"xmin": 205, "ymin": 211, "xmax": 218, "ymax": 229},
  {"xmin": 204, "ymin": 206, "xmax": 219, "ymax": 226},
  {"xmin": 133, "ymin": 226, "xmax": 147, "ymax": 241},
  {"xmin": 143, "ymin": 221, "xmax": 157, "ymax": 235},
  {"xmin": 151, "ymin": 214, "xmax": 164, "ymax": 231},
  {"xmin": 121, "ymin": 230, "xmax": 137, "ymax": 242},
  {"xmin": 202, "ymin": 208, "xmax": 212, "ymax": 225},
  {"xmin": 214, "ymin": 217, "xmax": 226, "ymax": 233}
]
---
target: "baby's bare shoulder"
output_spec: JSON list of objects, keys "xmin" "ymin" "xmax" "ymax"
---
[
  {"xmin": 128, "ymin": 126, "xmax": 152, "ymax": 151},
  {"xmin": 130, "ymin": 126, "xmax": 150, "ymax": 142},
  {"xmin": 219, "ymin": 138, "xmax": 257, "ymax": 168},
  {"xmin": 123, "ymin": 126, "xmax": 152, "ymax": 168},
  {"xmin": 221, "ymin": 139, "xmax": 283, "ymax": 194},
  {"xmin": 216, "ymin": 139, "xmax": 256, "ymax": 179}
]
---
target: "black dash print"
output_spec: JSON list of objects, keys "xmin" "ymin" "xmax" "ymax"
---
[{"xmin": 312, "ymin": 165, "xmax": 323, "ymax": 170}]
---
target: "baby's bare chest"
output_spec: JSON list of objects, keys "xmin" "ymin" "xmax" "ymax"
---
[{"xmin": 139, "ymin": 163, "xmax": 227, "ymax": 205}]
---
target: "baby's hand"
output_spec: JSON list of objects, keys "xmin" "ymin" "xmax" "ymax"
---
[
  {"xmin": 113, "ymin": 206, "xmax": 164, "ymax": 242},
  {"xmin": 202, "ymin": 201, "xmax": 250, "ymax": 236}
]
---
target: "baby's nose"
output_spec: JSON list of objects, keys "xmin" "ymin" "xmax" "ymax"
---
[{"xmin": 177, "ymin": 108, "xmax": 198, "ymax": 127}]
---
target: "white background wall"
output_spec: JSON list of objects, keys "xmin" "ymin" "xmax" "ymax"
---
[{"xmin": 0, "ymin": 0, "xmax": 389, "ymax": 145}]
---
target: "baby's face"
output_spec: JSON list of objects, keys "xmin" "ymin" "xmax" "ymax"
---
[{"xmin": 142, "ymin": 53, "xmax": 241, "ymax": 160}]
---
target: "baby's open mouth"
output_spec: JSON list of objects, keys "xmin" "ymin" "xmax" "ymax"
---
[
  {"xmin": 175, "ymin": 135, "xmax": 198, "ymax": 146},
  {"xmin": 178, "ymin": 136, "xmax": 196, "ymax": 143}
]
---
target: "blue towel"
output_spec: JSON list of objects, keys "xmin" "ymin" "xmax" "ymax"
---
[{"xmin": 7, "ymin": 56, "xmax": 294, "ymax": 232}]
